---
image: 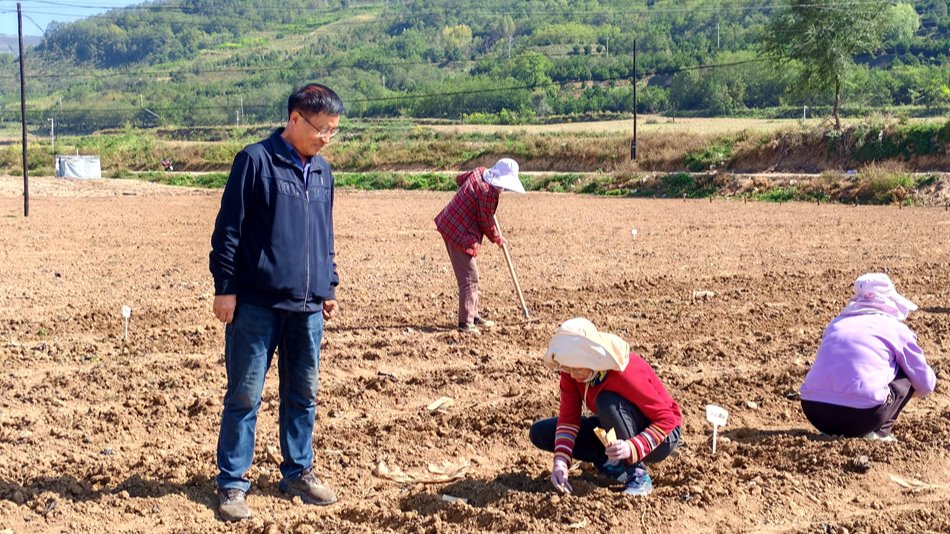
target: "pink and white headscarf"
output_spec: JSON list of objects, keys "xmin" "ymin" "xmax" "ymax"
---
[{"xmin": 838, "ymin": 273, "xmax": 917, "ymax": 321}]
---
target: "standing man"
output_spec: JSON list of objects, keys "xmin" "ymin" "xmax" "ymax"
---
[{"xmin": 209, "ymin": 83, "xmax": 343, "ymax": 522}]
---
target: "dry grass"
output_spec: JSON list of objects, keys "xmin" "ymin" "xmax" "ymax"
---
[
  {"xmin": 429, "ymin": 115, "xmax": 805, "ymax": 135},
  {"xmin": 429, "ymin": 115, "xmax": 946, "ymax": 136},
  {"xmin": 2, "ymin": 116, "xmax": 943, "ymax": 177}
]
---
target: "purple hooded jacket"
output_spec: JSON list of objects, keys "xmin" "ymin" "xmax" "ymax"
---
[{"xmin": 800, "ymin": 313, "xmax": 936, "ymax": 409}]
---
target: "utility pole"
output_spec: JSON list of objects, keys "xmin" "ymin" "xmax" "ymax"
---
[
  {"xmin": 717, "ymin": 23, "xmax": 720, "ymax": 49},
  {"xmin": 48, "ymin": 117, "xmax": 54, "ymax": 153},
  {"xmin": 630, "ymin": 39, "xmax": 637, "ymax": 161},
  {"xmin": 18, "ymin": 2, "xmax": 28, "ymax": 216},
  {"xmin": 606, "ymin": 36, "xmax": 609, "ymax": 58}
]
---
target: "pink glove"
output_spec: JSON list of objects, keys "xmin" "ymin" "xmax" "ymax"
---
[
  {"xmin": 550, "ymin": 457, "xmax": 573, "ymax": 494},
  {"xmin": 605, "ymin": 439, "xmax": 635, "ymax": 462}
]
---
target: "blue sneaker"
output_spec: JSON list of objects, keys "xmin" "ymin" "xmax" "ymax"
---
[
  {"xmin": 597, "ymin": 460, "xmax": 629, "ymax": 482},
  {"xmin": 622, "ymin": 466, "xmax": 653, "ymax": 496}
]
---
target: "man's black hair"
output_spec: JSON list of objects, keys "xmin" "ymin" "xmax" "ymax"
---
[{"xmin": 287, "ymin": 83, "xmax": 344, "ymax": 118}]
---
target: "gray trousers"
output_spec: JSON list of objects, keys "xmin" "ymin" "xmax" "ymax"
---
[{"xmin": 444, "ymin": 239, "xmax": 479, "ymax": 325}]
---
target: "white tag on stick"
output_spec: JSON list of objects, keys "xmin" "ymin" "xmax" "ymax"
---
[{"xmin": 705, "ymin": 404, "xmax": 729, "ymax": 455}]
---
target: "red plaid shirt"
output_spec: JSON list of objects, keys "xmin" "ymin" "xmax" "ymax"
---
[{"xmin": 435, "ymin": 168, "xmax": 501, "ymax": 257}]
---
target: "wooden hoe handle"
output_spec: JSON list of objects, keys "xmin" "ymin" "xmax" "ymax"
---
[{"xmin": 493, "ymin": 215, "xmax": 530, "ymax": 319}]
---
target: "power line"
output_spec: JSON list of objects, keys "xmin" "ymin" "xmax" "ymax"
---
[
  {"xmin": 3, "ymin": 50, "xmax": 629, "ymax": 80},
  {"xmin": 19, "ymin": 12, "xmax": 48, "ymax": 35},
  {"xmin": 354, "ymin": 58, "xmax": 774, "ymax": 106},
  {"xmin": 13, "ymin": 57, "xmax": 771, "ymax": 117},
  {"xmin": 7, "ymin": 29, "xmax": 930, "ymax": 83},
  {"xmin": 2, "ymin": 0, "xmax": 916, "ymax": 27},
  {"xmin": 2, "ymin": 0, "xmax": 905, "ymax": 16}
]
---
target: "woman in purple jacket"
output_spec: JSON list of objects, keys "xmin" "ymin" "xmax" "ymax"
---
[{"xmin": 800, "ymin": 273, "xmax": 937, "ymax": 441}]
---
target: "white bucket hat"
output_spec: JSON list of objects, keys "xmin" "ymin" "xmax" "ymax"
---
[
  {"xmin": 839, "ymin": 272, "xmax": 918, "ymax": 321},
  {"xmin": 543, "ymin": 317, "xmax": 630, "ymax": 372},
  {"xmin": 481, "ymin": 158, "xmax": 525, "ymax": 194}
]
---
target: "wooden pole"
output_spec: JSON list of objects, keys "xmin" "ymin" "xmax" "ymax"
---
[
  {"xmin": 630, "ymin": 39, "xmax": 637, "ymax": 161},
  {"xmin": 18, "ymin": 2, "xmax": 29, "ymax": 217}
]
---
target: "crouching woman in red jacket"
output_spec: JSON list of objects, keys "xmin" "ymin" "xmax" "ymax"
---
[{"xmin": 529, "ymin": 318, "xmax": 683, "ymax": 496}]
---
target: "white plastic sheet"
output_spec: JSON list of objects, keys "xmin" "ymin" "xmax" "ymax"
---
[{"xmin": 56, "ymin": 155, "xmax": 101, "ymax": 179}]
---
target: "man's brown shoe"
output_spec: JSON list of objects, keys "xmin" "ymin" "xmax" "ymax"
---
[
  {"xmin": 218, "ymin": 488, "xmax": 252, "ymax": 522},
  {"xmin": 279, "ymin": 468, "xmax": 338, "ymax": 505}
]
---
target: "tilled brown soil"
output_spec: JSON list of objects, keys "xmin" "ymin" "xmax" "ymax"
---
[{"xmin": 0, "ymin": 176, "xmax": 948, "ymax": 534}]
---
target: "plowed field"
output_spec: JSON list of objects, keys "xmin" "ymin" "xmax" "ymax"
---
[{"xmin": 1, "ymin": 176, "xmax": 948, "ymax": 533}]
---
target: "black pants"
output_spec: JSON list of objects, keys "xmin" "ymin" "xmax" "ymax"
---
[
  {"xmin": 801, "ymin": 370, "xmax": 915, "ymax": 438},
  {"xmin": 529, "ymin": 390, "xmax": 681, "ymax": 466}
]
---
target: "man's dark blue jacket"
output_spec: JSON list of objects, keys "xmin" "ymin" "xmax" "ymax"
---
[{"xmin": 210, "ymin": 129, "xmax": 338, "ymax": 312}]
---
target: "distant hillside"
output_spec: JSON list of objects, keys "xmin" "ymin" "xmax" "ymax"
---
[
  {"xmin": 0, "ymin": 0, "xmax": 947, "ymax": 133},
  {"xmin": 0, "ymin": 34, "xmax": 42, "ymax": 54}
]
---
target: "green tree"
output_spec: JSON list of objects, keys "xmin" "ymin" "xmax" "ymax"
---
[
  {"xmin": 884, "ymin": 3, "xmax": 920, "ymax": 45},
  {"xmin": 441, "ymin": 24, "xmax": 473, "ymax": 60},
  {"xmin": 761, "ymin": 0, "xmax": 889, "ymax": 130},
  {"xmin": 503, "ymin": 52, "xmax": 553, "ymax": 87},
  {"xmin": 496, "ymin": 15, "xmax": 516, "ymax": 58}
]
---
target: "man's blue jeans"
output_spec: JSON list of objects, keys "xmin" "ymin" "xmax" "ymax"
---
[{"xmin": 216, "ymin": 302, "xmax": 324, "ymax": 492}]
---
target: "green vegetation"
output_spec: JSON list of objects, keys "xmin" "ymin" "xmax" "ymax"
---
[
  {"xmin": 753, "ymin": 188, "xmax": 797, "ymax": 202},
  {"xmin": 525, "ymin": 173, "xmax": 584, "ymax": 193},
  {"xmin": 164, "ymin": 172, "xmax": 229, "ymax": 188},
  {"xmin": 762, "ymin": 0, "xmax": 894, "ymax": 130},
  {"xmin": 335, "ymin": 171, "xmax": 457, "ymax": 191},
  {"xmin": 852, "ymin": 121, "xmax": 950, "ymax": 161},
  {"xmin": 0, "ymin": 0, "xmax": 945, "ymax": 134},
  {"xmin": 683, "ymin": 136, "xmax": 741, "ymax": 171},
  {"xmin": 660, "ymin": 173, "xmax": 695, "ymax": 196}
]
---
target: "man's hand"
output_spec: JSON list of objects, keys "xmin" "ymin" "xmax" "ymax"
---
[
  {"xmin": 550, "ymin": 457, "xmax": 572, "ymax": 495},
  {"xmin": 213, "ymin": 295, "xmax": 237, "ymax": 324},
  {"xmin": 495, "ymin": 236, "xmax": 507, "ymax": 249},
  {"xmin": 323, "ymin": 299, "xmax": 338, "ymax": 321}
]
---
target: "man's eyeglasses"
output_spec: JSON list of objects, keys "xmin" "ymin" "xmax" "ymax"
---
[{"xmin": 298, "ymin": 113, "xmax": 339, "ymax": 141}]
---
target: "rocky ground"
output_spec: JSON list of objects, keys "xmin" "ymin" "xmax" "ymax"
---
[{"xmin": 0, "ymin": 176, "xmax": 948, "ymax": 533}]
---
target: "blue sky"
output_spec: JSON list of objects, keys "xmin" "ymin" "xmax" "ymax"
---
[{"xmin": 1, "ymin": 0, "xmax": 137, "ymax": 37}]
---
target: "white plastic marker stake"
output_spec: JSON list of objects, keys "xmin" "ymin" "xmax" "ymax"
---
[
  {"xmin": 705, "ymin": 404, "xmax": 729, "ymax": 455},
  {"xmin": 121, "ymin": 305, "xmax": 132, "ymax": 341}
]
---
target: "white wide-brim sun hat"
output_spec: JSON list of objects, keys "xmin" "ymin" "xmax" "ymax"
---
[
  {"xmin": 482, "ymin": 158, "xmax": 525, "ymax": 194},
  {"xmin": 543, "ymin": 317, "xmax": 630, "ymax": 372}
]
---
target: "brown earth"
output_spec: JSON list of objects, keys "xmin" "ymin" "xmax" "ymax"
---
[{"xmin": 0, "ymin": 176, "xmax": 948, "ymax": 534}]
